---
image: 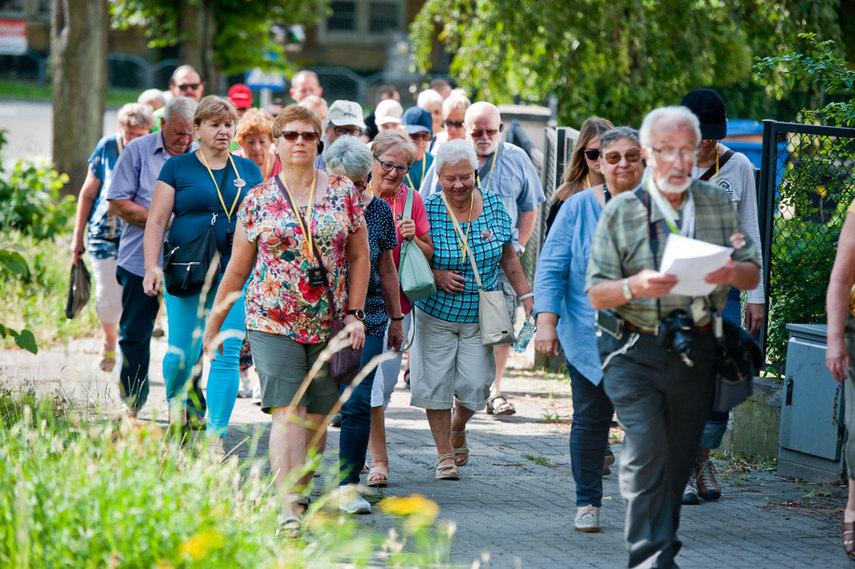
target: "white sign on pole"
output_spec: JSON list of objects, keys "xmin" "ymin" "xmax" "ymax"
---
[
  {"xmin": 245, "ymin": 68, "xmax": 285, "ymax": 92},
  {"xmin": 0, "ymin": 19, "xmax": 27, "ymax": 56}
]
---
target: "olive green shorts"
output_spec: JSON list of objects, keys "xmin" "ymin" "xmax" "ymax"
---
[{"xmin": 247, "ymin": 330, "xmax": 339, "ymax": 415}]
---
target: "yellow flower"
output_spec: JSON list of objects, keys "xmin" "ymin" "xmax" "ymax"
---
[
  {"xmin": 379, "ymin": 494, "xmax": 440, "ymax": 519},
  {"xmin": 177, "ymin": 528, "xmax": 225, "ymax": 560}
]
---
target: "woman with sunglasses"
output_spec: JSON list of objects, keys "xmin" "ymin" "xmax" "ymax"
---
[
  {"xmin": 364, "ymin": 130, "xmax": 434, "ymax": 488},
  {"xmin": 203, "ymin": 104, "xmax": 370, "ymax": 538},
  {"xmin": 545, "ymin": 117, "xmax": 614, "ymax": 235},
  {"xmin": 533, "ymin": 127, "xmax": 644, "ymax": 533}
]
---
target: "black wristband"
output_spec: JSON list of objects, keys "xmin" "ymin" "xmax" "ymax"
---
[{"xmin": 389, "ymin": 315, "xmax": 404, "ymax": 321}]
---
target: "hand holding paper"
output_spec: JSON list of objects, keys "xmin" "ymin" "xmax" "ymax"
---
[{"xmin": 659, "ymin": 234, "xmax": 733, "ymax": 296}]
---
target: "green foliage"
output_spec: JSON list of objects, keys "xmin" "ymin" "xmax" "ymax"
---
[
  {"xmin": 0, "ymin": 130, "xmax": 74, "ymax": 239},
  {"xmin": 410, "ymin": 0, "xmax": 841, "ymax": 126},
  {"xmin": 755, "ymin": 33, "xmax": 855, "ymax": 126},
  {"xmin": 109, "ymin": 0, "xmax": 330, "ymax": 75},
  {"xmin": 0, "ymin": 388, "xmax": 456, "ymax": 568}
]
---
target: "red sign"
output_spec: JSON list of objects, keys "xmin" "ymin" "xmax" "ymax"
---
[{"xmin": 0, "ymin": 19, "xmax": 27, "ymax": 56}]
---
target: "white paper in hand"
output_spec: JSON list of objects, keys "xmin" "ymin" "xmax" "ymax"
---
[{"xmin": 659, "ymin": 233, "xmax": 733, "ymax": 296}]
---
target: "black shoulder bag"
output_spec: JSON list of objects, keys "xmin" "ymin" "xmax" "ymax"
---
[{"xmin": 162, "ymin": 212, "xmax": 221, "ymax": 297}]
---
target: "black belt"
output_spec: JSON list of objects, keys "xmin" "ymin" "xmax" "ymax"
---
[{"xmin": 625, "ymin": 321, "xmax": 712, "ymax": 335}]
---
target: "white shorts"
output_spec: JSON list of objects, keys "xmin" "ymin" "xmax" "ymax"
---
[
  {"xmin": 370, "ymin": 312, "xmax": 411, "ymax": 408},
  {"xmin": 409, "ymin": 308, "xmax": 494, "ymax": 412},
  {"xmin": 90, "ymin": 256, "xmax": 123, "ymax": 324}
]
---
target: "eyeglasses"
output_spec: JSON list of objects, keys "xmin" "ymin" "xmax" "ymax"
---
[
  {"xmin": 650, "ymin": 147, "xmax": 698, "ymax": 163},
  {"xmin": 279, "ymin": 131, "xmax": 319, "ymax": 142},
  {"xmin": 466, "ymin": 124, "xmax": 504, "ymax": 138},
  {"xmin": 333, "ymin": 126, "xmax": 363, "ymax": 137},
  {"xmin": 375, "ymin": 156, "xmax": 410, "ymax": 174},
  {"xmin": 177, "ymin": 83, "xmax": 201, "ymax": 91},
  {"xmin": 603, "ymin": 149, "xmax": 642, "ymax": 165},
  {"xmin": 584, "ymin": 149, "xmax": 600, "ymax": 161},
  {"xmin": 444, "ymin": 120, "xmax": 465, "ymax": 129},
  {"xmin": 409, "ymin": 132, "xmax": 432, "ymax": 142}
]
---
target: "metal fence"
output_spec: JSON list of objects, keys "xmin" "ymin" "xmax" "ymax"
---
[{"xmin": 758, "ymin": 120, "xmax": 855, "ymax": 370}]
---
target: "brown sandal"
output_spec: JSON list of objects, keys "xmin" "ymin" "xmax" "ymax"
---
[{"xmin": 842, "ymin": 520, "xmax": 855, "ymax": 562}]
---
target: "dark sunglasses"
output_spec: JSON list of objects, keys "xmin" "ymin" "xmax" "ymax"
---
[
  {"xmin": 375, "ymin": 155, "xmax": 410, "ymax": 174},
  {"xmin": 466, "ymin": 123, "xmax": 504, "ymax": 138},
  {"xmin": 409, "ymin": 132, "xmax": 432, "ymax": 142},
  {"xmin": 584, "ymin": 149, "xmax": 600, "ymax": 161},
  {"xmin": 177, "ymin": 83, "xmax": 201, "ymax": 91},
  {"xmin": 280, "ymin": 131, "xmax": 319, "ymax": 142},
  {"xmin": 444, "ymin": 120, "xmax": 465, "ymax": 128},
  {"xmin": 603, "ymin": 149, "xmax": 642, "ymax": 164}
]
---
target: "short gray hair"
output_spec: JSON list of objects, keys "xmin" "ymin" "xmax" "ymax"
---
[
  {"xmin": 137, "ymin": 89, "xmax": 165, "ymax": 108},
  {"xmin": 162, "ymin": 96, "xmax": 197, "ymax": 125},
  {"xmin": 600, "ymin": 126, "xmax": 640, "ymax": 154},
  {"xmin": 325, "ymin": 136, "xmax": 373, "ymax": 181},
  {"xmin": 442, "ymin": 93, "xmax": 471, "ymax": 118},
  {"xmin": 417, "ymin": 89, "xmax": 444, "ymax": 108},
  {"xmin": 435, "ymin": 139, "xmax": 478, "ymax": 175},
  {"xmin": 639, "ymin": 106, "xmax": 701, "ymax": 148},
  {"xmin": 117, "ymin": 103, "xmax": 155, "ymax": 131}
]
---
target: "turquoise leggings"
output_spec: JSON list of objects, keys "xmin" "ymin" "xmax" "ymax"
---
[{"xmin": 162, "ymin": 285, "xmax": 245, "ymax": 438}]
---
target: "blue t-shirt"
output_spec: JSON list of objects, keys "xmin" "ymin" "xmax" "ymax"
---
[
  {"xmin": 406, "ymin": 153, "xmax": 434, "ymax": 193},
  {"xmin": 87, "ymin": 133, "xmax": 123, "ymax": 259},
  {"xmin": 416, "ymin": 188, "xmax": 512, "ymax": 323},
  {"xmin": 363, "ymin": 197, "xmax": 398, "ymax": 337},
  {"xmin": 157, "ymin": 152, "xmax": 262, "ymax": 270}
]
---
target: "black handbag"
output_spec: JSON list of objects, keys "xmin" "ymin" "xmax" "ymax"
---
[
  {"xmin": 713, "ymin": 319, "xmax": 761, "ymax": 413},
  {"xmin": 162, "ymin": 213, "xmax": 220, "ymax": 297},
  {"xmin": 65, "ymin": 259, "xmax": 91, "ymax": 319}
]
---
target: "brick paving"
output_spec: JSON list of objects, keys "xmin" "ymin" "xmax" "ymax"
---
[{"xmin": 0, "ymin": 336, "xmax": 849, "ymax": 568}]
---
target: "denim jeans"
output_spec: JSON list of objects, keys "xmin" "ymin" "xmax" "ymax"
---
[
  {"xmin": 116, "ymin": 266, "xmax": 160, "ymax": 410},
  {"xmin": 568, "ymin": 363, "xmax": 614, "ymax": 507},
  {"xmin": 162, "ymin": 286, "xmax": 246, "ymax": 437},
  {"xmin": 339, "ymin": 335, "xmax": 383, "ymax": 485}
]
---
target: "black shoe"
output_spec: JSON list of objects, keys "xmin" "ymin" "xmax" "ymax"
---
[{"xmin": 331, "ymin": 412, "xmax": 342, "ymax": 428}]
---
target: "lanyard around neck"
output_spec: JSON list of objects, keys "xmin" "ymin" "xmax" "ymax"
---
[
  {"xmin": 646, "ymin": 177, "xmax": 695, "ymax": 238},
  {"xmin": 280, "ymin": 170, "xmax": 318, "ymax": 261},
  {"xmin": 370, "ymin": 182, "xmax": 399, "ymax": 219},
  {"xmin": 405, "ymin": 157, "xmax": 427, "ymax": 191},
  {"xmin": 475, "ymin": 144, "xmax": 500, "ymax": 192},
  {"xmin": 199, "ymin": 150, "xmax": 243, "ymax": 218},
  {"xmin": 442, "ymin": 192, "xmax": 474, "ymax": 261}
]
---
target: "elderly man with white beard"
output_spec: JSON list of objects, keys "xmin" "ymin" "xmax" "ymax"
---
[{"xmin": 585, "ymin": 106, "xmax": 760, "ymax": 569}]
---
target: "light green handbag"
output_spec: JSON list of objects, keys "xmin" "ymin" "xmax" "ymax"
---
[{"xmin": 397, "ymin": 188, "xmax": 436, "ymax": 302}]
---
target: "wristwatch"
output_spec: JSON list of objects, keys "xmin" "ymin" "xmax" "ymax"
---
[
  {"xmin": 622, "ymin": 278, "xmax": 634, "ymax": 300},
  {"xmin": 347, "ymin": 308, "xmax": 366, "ymax": 321}
]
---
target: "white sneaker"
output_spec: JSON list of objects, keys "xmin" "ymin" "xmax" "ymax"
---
[
  {"xmin": 237, "ymin": 372, "xmax": 253, "ymax": 398},
  {"xmin": 338, "ymin": 484, "xmax": 371, "ymax": 514},
  {"xmin": 574, "ymin": 505, "xmax": 601, "ymax": 533}
]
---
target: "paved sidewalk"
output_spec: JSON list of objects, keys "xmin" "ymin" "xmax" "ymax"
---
[{"xmin": 0, "ymin": 337, "xmax": 849, "ymax": 568}]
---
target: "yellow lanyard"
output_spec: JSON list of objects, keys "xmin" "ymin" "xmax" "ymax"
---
[
  {"xmin": 280, "ymin": 170, "xmax": 318, "ymax": 261},
  {"xmin": 199, "ymin": 150, "xmax": 243, "ymax": 218},
  {"xmin": 442, "ymin": 192, "xmax": 474, "ymax": 260},
  {"xmin": 369, "ymin": 182, "xmax": 399, "ymax": 219},
  {"xmin": 261, "ymin": 153, "xmax": 271, "ymax": 180},
  {"xmin": 406, "ymin": 157, "xmax": 427, "ymax": 191},
  {"xmin": 475, "ymin": 148, "xmax": 499, "ymax": 192}
]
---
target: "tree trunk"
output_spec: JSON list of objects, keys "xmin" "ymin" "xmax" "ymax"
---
[
  {"xmin": 51, "ymin": 0, "xmax": 107, "ymax": 199},
  {"xmin": 179, "ymin": 0, "xmax": 218, "ymax": 94}
]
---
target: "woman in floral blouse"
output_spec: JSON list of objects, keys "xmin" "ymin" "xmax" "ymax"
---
[{"xmin": 203, "ymin": 104, "xmax": 369, "ymax": 537}]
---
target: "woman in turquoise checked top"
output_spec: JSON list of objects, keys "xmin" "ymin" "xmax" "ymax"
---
[
  {"xmin": 142, "ymin": 96, "xmax": 262, "ymax": 449},
  {"xmin": 411, "ymin": 139, "xmax": 533, "ymax": 481}
]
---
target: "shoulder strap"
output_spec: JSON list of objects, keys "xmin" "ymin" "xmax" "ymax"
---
[
  {"xmin": 698, "ymin": 149, "xmax": 735, "ymax": 182},
  {"xmin": 403, "ymin": 186, "xmax": 414, "ymax": 220}
]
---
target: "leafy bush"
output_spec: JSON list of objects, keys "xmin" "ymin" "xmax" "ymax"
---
[{"xmin": 0, "ymin": 129, "xmax": 74, "ymax": 239}]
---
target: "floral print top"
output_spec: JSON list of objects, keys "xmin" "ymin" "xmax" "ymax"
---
[{"xmin": 238, "ymin": 173, "xmax": 365, "ymax": 343}]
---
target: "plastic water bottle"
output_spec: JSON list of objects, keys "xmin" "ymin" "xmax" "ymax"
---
[{"xmin": 513, "ymin": 318, "xmax": 537, "ymax": 353}]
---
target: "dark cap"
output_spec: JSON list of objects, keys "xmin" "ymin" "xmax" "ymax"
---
[
  {"xmin": 401, "ymin": 106, "xmax": 433, "ymax": 135},
  {"xmin": 680, "ymin": 88, "xmax": 726, "ymax": 140}
]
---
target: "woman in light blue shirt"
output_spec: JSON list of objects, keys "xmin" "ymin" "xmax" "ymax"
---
[{"xmin": 533, "ymin": 127, "xmax": 643, "ymax": 533}]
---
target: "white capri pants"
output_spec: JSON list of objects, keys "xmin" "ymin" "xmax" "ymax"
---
[
  {"xmin": 409, "ymin": 308, "xmax": 495, "ymax": 412},
  {"xmin": 370, "ymin": 312, "xmax": 412, "ymax": 409},
  {"xmin": 90, "ymin": 256, "xmax": 123, "ymax": 324}
]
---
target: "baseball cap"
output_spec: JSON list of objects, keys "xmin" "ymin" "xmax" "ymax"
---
[
  {"xmin": 327, "ymin": 100, "xmax": 366, "ymax": 128},
  {"xmin": 680, "ymin": 88, "xmax": 727, "ymax": 140},
  {"xmin": 401, "ymin": 106, "xmax": 433, "ymax": 135},
  {"xmin": 375, "ymin": 99, "xmax": 403, "ymax": 125},
  {"xmin": 227, "ymin": 84, "xmax": 252, "ymax": 109}
]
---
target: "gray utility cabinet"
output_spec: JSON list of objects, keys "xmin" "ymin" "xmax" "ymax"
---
[{"xmin": 778, "ymin": 324, "xmax": 845, "ymax": 483}]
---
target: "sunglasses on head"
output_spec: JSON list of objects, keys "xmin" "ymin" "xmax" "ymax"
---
[
  {"xmin": 279, "ymin": 131, "xmax": 319, "ymax": 142},
  {"xmin": 177, "ymin": 83, "xmax": 201, "ymax": 91},
  {"xmin": 603, "ymin": 149, "xmax": 642, "ymax": 164}
]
